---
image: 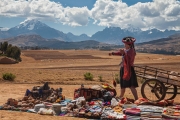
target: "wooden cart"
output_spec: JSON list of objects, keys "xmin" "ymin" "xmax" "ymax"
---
[{"xmin": 134, "ymin": 65, "xmax": 180, "ymax": 102}]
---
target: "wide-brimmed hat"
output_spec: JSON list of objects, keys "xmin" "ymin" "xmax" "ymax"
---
[{"xmin": 122, "ymin": 37, "xmax": 136, "ymax": 45}]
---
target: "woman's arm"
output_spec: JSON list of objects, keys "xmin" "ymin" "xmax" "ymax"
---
[{"xmin": 109, "ymin": 49, "xmax": 124, "ymax": 56}]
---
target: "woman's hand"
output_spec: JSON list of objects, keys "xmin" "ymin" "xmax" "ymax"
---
[{"xmin": 119, "ymin": 49, "xmax": 124, "ymax": 54}]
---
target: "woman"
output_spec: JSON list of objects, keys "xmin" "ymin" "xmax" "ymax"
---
[{"xmin": 109, "ymin": 36, "xmax": 138, "ymax": 100}]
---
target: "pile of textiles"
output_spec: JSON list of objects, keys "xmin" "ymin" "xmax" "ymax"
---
[
  {"xmin": 137, "ymin": 105, "xmax": 163, "ymax": 119},
  {"xmin": 1, "ymin": 82, "xmax": 65, "ymax": 112},
  {"xmin": 1, "ymin": 84, "xmax": 180, "ymax": 120},
  {"xmin": 101, "ymin": 106, "xmax": 126, "ymax": 120},
  {"xmin": 162, "ymin": 105, "xmax": 180, "ymax": 119}
]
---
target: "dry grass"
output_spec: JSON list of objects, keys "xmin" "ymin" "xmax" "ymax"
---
[{"xmin": 1, "ymin": 50, "xmax": 180, "ymax": 120}]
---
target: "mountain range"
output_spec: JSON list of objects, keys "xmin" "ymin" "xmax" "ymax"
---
[
  {"xmin": 0, "ymin": 19, "xmax": 180, "ymax": 45},
  {"xmin": 1, "ymin": 34, "xmax": 111, "ymax": 50},
  {"xmin": 0, "ymin": 22, "xmax": 180, "ymax": 55}
]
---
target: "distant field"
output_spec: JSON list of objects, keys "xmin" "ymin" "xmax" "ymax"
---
[{"xmin": 0, "ymin": 50, "xmax": 180, "ymax": 83}]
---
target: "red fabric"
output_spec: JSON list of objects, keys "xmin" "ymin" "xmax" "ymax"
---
[
  {"xmin": 112, "ymin": 51, "xmax": 123, "ymax": 56},
  {"xmin": 111, "ymin": 49, "xmax": 135, "ymax": 80},
  {"xmin": 113, "ymin": 80, "xmax": 117, "ymax": 87},
  {"xmin": 123, "ymin": 48, "xmax": 135, "ymax": 80}
]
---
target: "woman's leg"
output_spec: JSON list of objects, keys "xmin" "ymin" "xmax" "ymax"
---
[
  {"xmin": 130, "ymin": 87, "xmax": 138, "ymax": 100},
  {"xmin": 120, "ymin": 88, "xmax": 126, "ymax": 98}
]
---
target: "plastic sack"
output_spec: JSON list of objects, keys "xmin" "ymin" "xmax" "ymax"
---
[
  {"xmin": 38, "ymin": 108, "xmax": 55, "ymax": 115},
  {"xmin": 76, "ymin": 97, "xmax": 86, "ymax": 107},
  {"xmin": 111, "ymin": 98, "xmax": 119, "ymax": 107}
]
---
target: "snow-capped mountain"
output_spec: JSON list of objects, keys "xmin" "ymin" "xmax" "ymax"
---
[
  {"xmin": 3, "ymin": 19, "xmax": 71, "ymax": 41},
  {"xmin": 125, "ymin": 24, "xmax": 141, "ymax": 33},
  {"xmin": 0, "ymin": 27, "xmax": 9, "ymax": 31},
  {"xmin": 13, "ymin": 19, "xmax": 48, "ymax": 30}
]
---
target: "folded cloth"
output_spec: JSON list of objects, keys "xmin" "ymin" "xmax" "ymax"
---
[
  {"xmin": 89, "ymin": 105, "xmax": 102, "ymax": 113},
  {"xmin": 88, "ymin": 101, "xmax": 95, "ymax": 105},
  {"xmin": 126, "ymin": 115, "xmax": 141, "ymax": 120},
  {"xmin": 59, "ymin": 111, "xmax": 67, "ymax": 116},
  {"xmin": 43, "ymin": 102, "xmax": 52, "ymax": 108},
  {"xmin": 137, "ymin": 105, "xmax": 163, "ymax": 113},
  {"xmin": 149, "ymin": 112, "xmax": 162, "ymax": 118},
  {"xmin": 113, "ymin": 106, "xmax": 123, "ymax": 113},
  {"xmin": 59, "ymin": 100, "xmax": 69, "ymax": 106},
  {"xmin": 101, "ymin": 106, "xmax": 126, "ymax": 119},
  {"xmin": 172, "ymin": 105, "xmax": 180, "ymax": 110},
  {"xmin": 146, "ymin": 118, "xmax": 162, "ymax": 120},
  {"xmin": 64, "ymin": 99, "xmax": 72, "ymax": 103},
  {"xmin": 125, "ymin": 108, "xmax": 141, "ymax": 116},
  {"xmin": 140, "ymin": 111, "xmax": 151, "ymax": 117},
  {"xmin": 122, "ymin": 104, "xmax": 137, "ymax": 109},
  {"xmin": 162, "ymin": 113, "xmax": 180, "ymax": 119},
  {"xmin": 163, "ymin": 107, "xmax": 180, "ymax": 116},
  {"xmin": 140, "ymin": 117, "xmax": 149, "ymax": 120},
  {"xmin": 70, "ymin": 100, "xmax": 77, "ymax": 103},
  {"xmin": 108, "ymin": 112, "xmax": 126, "ymax": 119}
]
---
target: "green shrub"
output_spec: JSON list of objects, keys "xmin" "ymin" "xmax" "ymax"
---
[
  {"xmin": 2, "ymin": 73, "xmax": 16, "ymax": 81},
  {"xmin": 84, "ymin": 72, "xmax": 93, "ymax": 81},
  {"xmin": 98, "ymin": 75, "xmax": 103, "ymax": 82},
  {"xmin": 115, "ymin": 73, "xmax": 120, "ymax": 84}
]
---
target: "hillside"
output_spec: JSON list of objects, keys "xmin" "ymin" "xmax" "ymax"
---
[
  {"xmin": 135, "ymin": 33, "xmax": 180, "ymax": 55},
  {"xmin": 0, "ymin": 34, "xmax": 110, "ymax": 50}
]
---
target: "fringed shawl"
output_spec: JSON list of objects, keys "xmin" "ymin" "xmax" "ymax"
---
[{"xmin": 123, "ymin": 48, "xmax": 136, "ymax": 80}]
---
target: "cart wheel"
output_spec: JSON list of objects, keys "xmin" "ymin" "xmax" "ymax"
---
[
  {"xmin": 164, "ymin": 84, "xmax": 177, "ymax": 100},
  {"xmin": 141, "ymin": 79, "xmax": 166, "ymax": 102}
]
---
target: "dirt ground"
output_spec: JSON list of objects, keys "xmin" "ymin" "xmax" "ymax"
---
[{"xmin": 1, "ymin": 49, "xmax": 180, "ymax": 120}]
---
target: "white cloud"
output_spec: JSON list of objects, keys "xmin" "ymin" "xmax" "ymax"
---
[
  {"xmin": 90, "ymin": 0, "xmax": 180, "ymax": 31},
  {"xmin": 0, "ymin": 0, "xmax": 90, "ymax": 26},
  {"xmin": 0, "ymin": 0, "xmax": 180, "ymax": 31},
  {"xmin": 62, "ymin": 7, "xmax": 90, "ymax": 26},
  {"xmin": 90, "ymin": 0, "xmax": 146, "ymax": 29}
]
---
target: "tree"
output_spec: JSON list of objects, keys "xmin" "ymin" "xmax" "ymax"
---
[
  {"xmin": 0, "ymin": 42, "xmax": 2, "ymax": 54},
  {"xmin": 6, "ymin": 46, "xmax": 21, "ymax": 62},
  {"xmin": 0, "ymin": 41, "xmax": 21, "ymax": 62},
  {"xmin": 1, "ymin": 41, "xmax": 8, "ymax": 54}
]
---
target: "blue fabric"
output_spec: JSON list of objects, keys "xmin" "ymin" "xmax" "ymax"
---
[
  {"xmin": 25, "ymin": 89, "xmax": 31, "ymax": 96},
  {"xmin": 39, "ymin": 89, "xmax": 43, "ymax": 95}
]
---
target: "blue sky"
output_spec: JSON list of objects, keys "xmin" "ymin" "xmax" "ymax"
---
[{"xmin": 0, "ymin": 0, "xmax": 180, "ymax": 36}]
